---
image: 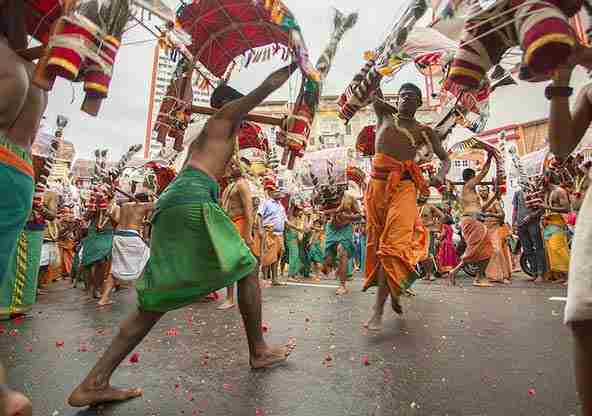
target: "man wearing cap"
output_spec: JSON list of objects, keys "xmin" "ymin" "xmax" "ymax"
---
[
  {"xmin": 363, "ymin": 83, "xmax": 450, "ymax": 331},
  {"xmin": 69, "ymin": 63, "xmax": 298, "ymax": 407},
  {"xmin": 258, "ymin": 184, "xmax": 288, "ymax": 285}
]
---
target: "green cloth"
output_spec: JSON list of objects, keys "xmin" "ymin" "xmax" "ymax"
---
[
  {"xmin": 0, "ymin": 228, "xmax": 43, "ymax": 319},
  {"xmin": 286, "ymin": 228, "xmax": 303, "ymax": 277},
  {"xmin": 308, "ymin": 241, "xmax": 324, "ymax": 264},
  {"xmin": 324, "ymin": 223, "xmax": 355, "ymax": 262},
  {"xmin": 0, "ymin": 140, "xmax": 34, "ymax": 283},
  {"xmin": 81, "ymin": 220, "xmax": 113, "ymax": 267},
  {"xmin": 136, "ymin": 167, "xmax": 256, "ymax": 313}
]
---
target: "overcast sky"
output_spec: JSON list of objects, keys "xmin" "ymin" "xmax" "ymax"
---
[{"xmin": 42, "ymin": 0, "xmax": 590, "ymax": 160}]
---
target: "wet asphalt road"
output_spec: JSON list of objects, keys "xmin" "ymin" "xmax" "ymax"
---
[{"xmin": 0, "ymin": 274, "xmax": 577, "ymax": 416}]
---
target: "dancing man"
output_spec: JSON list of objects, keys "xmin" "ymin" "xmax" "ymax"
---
[
  {"xmin": 323, "ymin": 192, "xmax": 361, "ymax": 295},
  {"xmin": 219, "ymin": 160, "xmax": 254, "ymax": 310},
  {"xmin": 68, "ymin": 63, "xmax": 298, "ymax": 408},
  {"xmin": 448, "ymin": 156, "xmax": 495, "ymax": 287},
  {"xmin": 547, "ymin": 43, "xmax": 592, "ymax": 416},
  {"xmin": 0, "ymin": 2, "xmax": 48, "ymax": 414},
  {"xmin": 363, "ymin": 83, "xmax": 450, "ymax": 330},
  {"xmin": 101, "ymin": 193, "xmax": 153, "ymax": 306}
]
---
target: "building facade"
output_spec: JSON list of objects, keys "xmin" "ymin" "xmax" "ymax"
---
[{"xmin": 144, "ymin": 45, "xmax": 212, "ymax": 158}]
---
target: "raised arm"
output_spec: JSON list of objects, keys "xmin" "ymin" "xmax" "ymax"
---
[
  {"xmin": 214, "ymin": 62, "xmax": 298, "ymax": 124},
  {"xmin": 467, "ymin": 155, "xmax": 492, "ymax": 191},
  {"xmin": 548, "ymin": 44, "xmax": 592, "ymax": 158},
  {"xmin": 372, "ymin": 89, "xmax": 395, "ymax": 125}
]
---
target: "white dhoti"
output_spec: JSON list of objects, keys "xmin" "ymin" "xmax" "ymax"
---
[
  {"xmin": 566, "ymin": 187, "xmax": 592, "ymax": 324},
  {"xmin": 111, "ymin": 230, "xmax": 150, "ymax": 281},
  {"xmin": 40, "ymin": 242, "xmax": 60, "ymax": 267}
]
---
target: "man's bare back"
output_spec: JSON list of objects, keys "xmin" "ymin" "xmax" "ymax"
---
[
  {"xmin": 0, "ymin": 32, "xmax": 47, "ymax": 149},
  {"xmin": 116, "ymin": 202, "xmax": 153, "ymax": 231}
]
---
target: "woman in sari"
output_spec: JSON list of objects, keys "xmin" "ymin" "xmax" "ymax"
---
[
  {"xmin": 437, "ymin": 216, "xmax": 459, "ymax": 277},
  {"xmin": 480, "ymin": 187, "xmax": 512, "ymax": 284}
]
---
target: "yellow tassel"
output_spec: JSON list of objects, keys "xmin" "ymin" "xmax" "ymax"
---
[{"xmin": 363, "ymin": 51, "xmax": 375, "ymax": 61}]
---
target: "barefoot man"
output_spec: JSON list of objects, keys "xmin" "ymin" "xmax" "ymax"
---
[
  {"xmin": 547, "ymin": 43, "xmax": 592, "ymax": 416},
  {"xmin": 418, "ymin": 201, "xmax": 445, "ymax": 281},
  {"xmin": 219, "ymin": 160, "xmax": 254, "ymax": 310},
  {"xmin": 99, "ymin": 193, "xmax": 154, "ymax": 306},
  {"xmin": 68, "ymin": 63, "xmax": 297, "ymax": 408},
  {"xmin": 0, "ymin": 2, "xmax": 47, "ymax": 414},
  {"xmin": 363, "ymin": 83, "xmax": 450, "ymax": 331},
  {"xmin": 448, "ymin": 156, "xmax": 495, "ymax": 287},
  {"xmin": 323, "ymin": 192, "xmax": 362, "ymax": 295}
]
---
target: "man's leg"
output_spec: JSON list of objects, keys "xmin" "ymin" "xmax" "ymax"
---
[
  {"xmin": 364, "ymin": 266, "xmax": 389, "ymax": 331},
  {"xmin": 68, "ymin": 309, "xmax": 163, "ymax": 407},
  {"xmin": 1, "ymin": 362, "xmax": 32, "ymax": 416},
  {"xmin": 217, "ymin": 284, "xmax": 236, "ymax": 310},
  {"xmin": 571, "ymin": 321, "xmax": 592, "ymax": 416},
  {"xmin": 237, "ymin": 270, "xmax": 292, "ymax": 368},
  {"xmin": 528, "ymin": 222, "xmax": 546, "ymax": 283},
  {"xmin": 474, "ymin": 259, "xmax": 493, "ymax": 287},
  {"xmin": 421, "ymin": 258, "xmax": 435, "ymax": 281},
  {"xmin": 97, "ymin": 260, "xmax": 113, "ymax": 306},
  {"xmin": 335, "ymin": 245, "xmax": 349, "ymax": 295},
  {"xmin": 518, "ymin": 226, "xmax": 538, "ymax": 281}
]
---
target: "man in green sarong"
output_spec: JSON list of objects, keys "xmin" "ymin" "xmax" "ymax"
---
[
  {"xmin": 68, "ymin": 63, "xmax": 298, "ymax": 408},
  {"xmin": 0, "ymin": 3, "xmax": 47, "ymax": 415},
  {"xmin": 322, "ymin": 192, "xmax": 362, "ymax": 295}
]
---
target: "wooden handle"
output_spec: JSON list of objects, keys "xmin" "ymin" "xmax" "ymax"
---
[
  {"xmin": 190, "ymin": 105, "xmax": 284, "ymax": 126},
  {"xmin": 81, "ymin": 96, "xmax": 102, "ymax": 117},
  {"xmin": 16, "ymin": 46, "xmax": 45, "ymax": 61}
]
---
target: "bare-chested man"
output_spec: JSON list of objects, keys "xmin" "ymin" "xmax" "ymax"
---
[
  {"xmin": 541, "ymin": 174, "xmax": 571, "ymax": 283},
  {"xmin": 323, "ymin": 192, "xmax": 361, "ymax": 295},
  {"xmin": 99, "ymin": 193, "xmax": 154, "ymax": 306},
  {"xmin": 39, "ymin": 190, "xmax": 59, "ymax": 287},
  {"xmin": 0, "ymin": 3, "xmax": 47, "ymax": 415},
  {"xmin": 68, "ymin": 63, "xmax": 297, "ymax": 408},
  {"xmin": 219, "ymin": 161, "xmax": 254, "ymax": 310},
  {"xmin": 418, "ymin": 202, "xmax": 445, "ymax": 281},
  {"xmin": 363, "ymin": 82, "xmax": 450, "ymax": 331},
  {"xmin": 549, "ymin": 43, "xmax": 592, "ymax": 416},
  {"xmin": 448, "ymin": 156, "xmax": 494, "ymax": 287}
]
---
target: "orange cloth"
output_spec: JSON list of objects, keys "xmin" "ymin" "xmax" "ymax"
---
[
  {"xmin": 59, "ymin": 240, "xmax": 75, "ymax": 276},
  {"xmin": 460, "ymin": 216, "xmax": 493, "ymax": 263},
  {"xmin": 232, "ymin": 215, "xmax": 250, "ymax": 240},
  {"xmin": 261, "ymin": 227, "xmax": 284, "ymax": 267},
  {"xmin": 485, "ymin": 223, "xmax": 512, "ymax": 281},
  {"xmin": 363, "ymin": 154, "xmax": 429, "ymax": 296}
]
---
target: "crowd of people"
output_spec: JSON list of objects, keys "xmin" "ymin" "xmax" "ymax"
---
[{"xmin": 3, "ymin": 4, "xmax": 592, "ymax": 415}]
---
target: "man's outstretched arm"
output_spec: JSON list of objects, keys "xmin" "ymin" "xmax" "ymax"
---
[
  {"xmin": 429, "ymin": 128, "xmax": 451, "ymax": 183},
  {"xmin": 214, "ymin": 62, "xmax": 298, "ymax": 125}
]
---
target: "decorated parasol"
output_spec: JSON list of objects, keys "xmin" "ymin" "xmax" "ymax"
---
[{"xmin": 153, "ymin": 0, "xmax": 321, "ymax": 155}]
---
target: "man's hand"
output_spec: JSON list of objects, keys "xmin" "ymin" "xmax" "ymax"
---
[{"xmin": 245, "ymin": 235, "xmax": 254, "ymax": 248}]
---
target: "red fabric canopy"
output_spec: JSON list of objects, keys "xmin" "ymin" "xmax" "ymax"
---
[
  {"xmin": 178, "ymin": 0, "xmax": 291, "ymax": 78},
  {"xmin": 25, "ymin": 0, "xmax": 62, "ymax": 44}
]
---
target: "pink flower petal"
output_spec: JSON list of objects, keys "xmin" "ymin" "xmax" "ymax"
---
[
  {"xmin": 129, "ymin": 352, "xmax": 140, "ymax": 363},
  {"xmin": 362, "ymin": 355, "xmax": 370, "ymax": 366},
  {"xmin": 223, "ymin": 383, "xmax": 232, "ymax": 392},
  {"xmin": 528, "ymin": 388, "xmax": 536, "ymax": 396},
  {"xmin": 55, "ymin": 340, "xmax": 64, "ymax": 348}
]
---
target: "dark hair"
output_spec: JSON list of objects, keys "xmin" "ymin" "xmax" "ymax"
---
[
  {"xmin": 462, "ymin": 168, "xmax": 476, "ymax": 182},
  {"xmin": 210, "ymin": 84, "xmax": 244, "ymax": 109},
  {"xmin": 444, "ymin": 216, "xmax": 454, "ymax": 225},
  {"xmin": 399, "ymin": 83, "xmax": 423, "ymax": 105},
  {"xmin": 134, "ymin": 193, "xmax": 150, "ymax": 202}
]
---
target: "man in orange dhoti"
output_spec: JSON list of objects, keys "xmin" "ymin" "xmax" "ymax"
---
[
  {"xmin": 449, "ymin": 157, "xmax": 495, "ymax": 286},
  {"xmin": 219, "ymin": 161, "xmax": 254, "ymax": 310},
  {"xmin": 363, "ymin": 83, "xmax": 450, "ymax": 331}
]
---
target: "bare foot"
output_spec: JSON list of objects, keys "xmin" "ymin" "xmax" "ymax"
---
[
  {"xmin": 68, "ymin": 383, "xmax": 143, "ymax": 407},
  {"xmin": 534, "ymin": 277, "xmax": 545, "ymax": 284},
  {"xmin": 391, "ymin": 296, "xmax": 403, "ymax": 315},
  {"xmin": 250, "ymin": 344, "xmax": 293, "ymax": 369},
  {"xmin": 4, "ymin": 389, "xmax": 32, "ymax": 416},
  {"xmin": 363, "ymin": 313, "xmax": 383, "ymax": 331},
  {"xmin": 503, "ymin": 279, "xmax": 511, "ymax": 285},
  {"xmin": 473, "ymin": 281, "xmax": 494, "ymax": 287},
  {"xmin": 335, "ymin": 285, "xmax": 348, "ymax": 295},
  {"xmin": 97, "ymin": 300, "xmax": 114, "ymax": 308},
  {"xmin": 404, "ymin": 289, "xmax": 416, "ymax": 297},
  {"xmin": 526, "ymin": 276, "xmax": 537, "ymax": 282},
  {"xmin": 216, "ymin": 300, "xmax": 235, "ymax": 310}
]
